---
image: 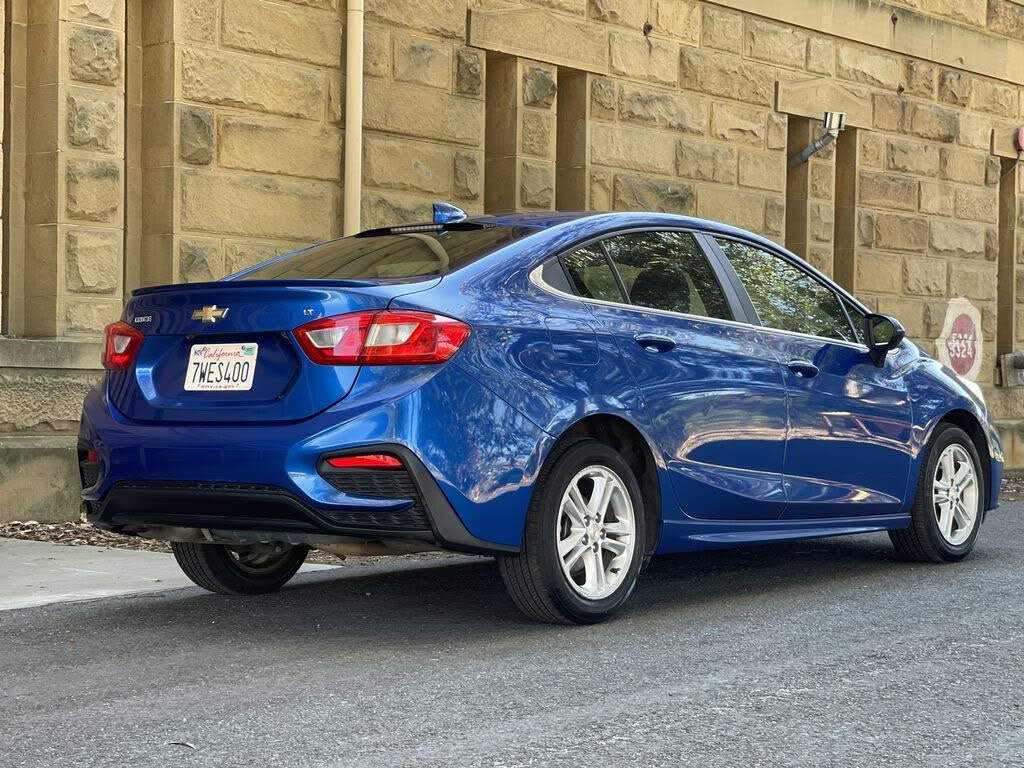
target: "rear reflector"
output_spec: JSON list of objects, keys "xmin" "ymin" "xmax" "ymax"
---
[
  {"xmin": 294, "ymin": 310, "xmax": 470, "ymax": 365},
  {"xmin": 102, "ymin": 321, "xmax": 144, "ymax": 370},
  {"xmin": 325, "ymin": 453, "xmax": 403, "ymax": 470}
]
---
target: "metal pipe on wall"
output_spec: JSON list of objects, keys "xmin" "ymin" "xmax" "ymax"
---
[{"xmin": 343, "ymin": 0, "xmax": 364, "ymax": 236}]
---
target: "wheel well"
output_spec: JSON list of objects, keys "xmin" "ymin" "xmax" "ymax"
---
[
  {"xmin": 938, "ymin": 409, "xmax": 992, "ymax": 510},
  {"xmin": 554, "ymin": 415, "xmax": 662, "ymax": 554}
]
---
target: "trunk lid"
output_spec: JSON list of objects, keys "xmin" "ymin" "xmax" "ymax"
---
[{"xmin": 109, "ymin": 278, "xmax": 438, "ymax": 423}]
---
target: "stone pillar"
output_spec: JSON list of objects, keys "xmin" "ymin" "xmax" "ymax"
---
[
  {"xmin": 784, "ymin": 118, "xmax": 813, "ymax": 263},
  {"xmin": 1013, "ymin": 163, "xmax": 1024, "ymax": 353},
  {"xmin": 996, "ymin": 159, "xmax": 1020, "ymax": 356},
  {"xmin": 554, "ymin": 70, "xmax": 592, "ymax": 210},
  {"xmin": 0, "ymin": 3, "xmax": 5, "ymax": 327},
  {"xmin": 19, "ymin": 0, "xmax": 127, "ymax": 337},
  {"xmin": 785, "ymin": 117, "xmax": 837, "ymax": 277},
  {"xmin": 139, "ymin": 0, "xmax": 344, "ymax": 285},
  {"xmin": 485, "ymin": 56, "xmax": 556, "ymax": 213},
  {"xmin": 138, "ymin": 0, "xmax": 178, "ymax": 288}
]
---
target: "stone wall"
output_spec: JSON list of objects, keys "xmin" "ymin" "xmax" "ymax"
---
[
  {"xmin": 360, "ymin": 2, "xmax": 484, "ymax": 226},
  {"xmin": 4, "ymin": 0, "xmax": 1024, "ymax": 520},
  {"xmin": 6, "ymin": 0, "xmax": 128, "ymax": 339},
  {"xmin": 139, "ymin": 0, "xmax": 345, "ymax": 287}
]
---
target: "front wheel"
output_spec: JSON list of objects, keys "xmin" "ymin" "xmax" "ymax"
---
[
  {"xmin": 498, "ymin": 440, "xmax": 647, "ymax": 624},
  {"xmin": 171, "ymin": 541, "xmax": 308, "ymax": 595},
  {"xmin": 889, "ymin": 424, "xmax": 984, "ymax": 563}
]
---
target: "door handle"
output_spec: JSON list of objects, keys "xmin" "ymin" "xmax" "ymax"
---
[
  {"xmin": 787, "ymin": 359, "xmax": 819, "ymax": 378},
  {"xmin": 634, "ymin": 334, "xmax": 676, "ymax": 353}
]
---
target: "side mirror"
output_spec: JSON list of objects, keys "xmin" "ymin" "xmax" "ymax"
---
[{"xmin": 862, "ymin": 313, "xmax": 905, "ymax": 366}]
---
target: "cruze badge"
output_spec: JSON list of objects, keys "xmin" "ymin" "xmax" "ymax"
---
[{"xmin": 192, "ymin": 305, "xmax": 229, "ymax": 323}]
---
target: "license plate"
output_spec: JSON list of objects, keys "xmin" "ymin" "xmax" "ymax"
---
[{"xmin": 184, "ymin": 343, "xmax": 259, "ymax": 391}]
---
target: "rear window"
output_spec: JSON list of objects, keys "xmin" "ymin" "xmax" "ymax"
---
[{"xmin": 238, "ymin": 225, "xmax": 533, "ymax": 281}]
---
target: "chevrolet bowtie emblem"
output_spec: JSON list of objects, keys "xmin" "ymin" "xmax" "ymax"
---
[{"xmin": 192, "ymin": 305, "xmax": 229, "ymax": 323}]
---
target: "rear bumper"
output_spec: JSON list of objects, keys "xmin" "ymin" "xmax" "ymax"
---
[
  {"xmin": 85, "ymin": 444, "xmax": 515, "ymax": 555},
  {"xmin": 78, "ymin": 362, "xmax": 550, "ymax": 552}
]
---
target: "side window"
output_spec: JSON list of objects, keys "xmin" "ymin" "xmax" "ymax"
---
[
  {"xmin": 602, "ymin": 231, "xmax": 733, "ymax": 320},
  {"xmin": 716, "ymin": 239, "xmax": 856, "ymax": 342},
  {"xmin": 560, "ymin": 246, "xmax": 625, "ymax": 303}
]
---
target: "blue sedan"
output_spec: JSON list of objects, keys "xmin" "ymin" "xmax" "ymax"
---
[{"xmin": 79, "ymin": 205, "xmax": 1002, "ymax": 623}]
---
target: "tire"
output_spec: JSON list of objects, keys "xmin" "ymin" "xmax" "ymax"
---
[
  {"xmin": 889, "ymin": 424, "xmax": 984, "ymax": 563},
  {"xmin": 498, "ymin": 439, "xmax": 647, "ymax": 624},
  {"xmin": 171, "ymin": 541, "xmax": 308, "ymax": 595}
]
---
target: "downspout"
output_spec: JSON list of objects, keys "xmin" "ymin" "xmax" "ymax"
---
[
  {"xmin": 343, "ymin": 0, "xmax": 364, "ymax": 235},
  {"xmin": 787, "ymin": 130, "xmax": 838, "ymax": 171},
  {"xmin": 787, "ymin": 111, "xmax": 847, "ymax": 171}
]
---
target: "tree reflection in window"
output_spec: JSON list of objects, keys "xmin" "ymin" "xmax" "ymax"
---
[
  {"xmin": 716, "ymin": 239, "xmax": 856, "ymax": 342},
  {"xmin": 602, "ymin": 231, "xmax": 732, "ymax": 320},
  {"xmin": 560, "ymin": 246, "xmax": 625, "ymax": 302}
]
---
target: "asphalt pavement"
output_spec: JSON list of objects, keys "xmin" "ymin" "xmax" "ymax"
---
[{"xmin": 2, "ymin": 505, "xmax": 1022, "ymax": 768}]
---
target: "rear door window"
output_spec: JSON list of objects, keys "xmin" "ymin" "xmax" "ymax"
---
[
  {"xmin": 716, "ymin": 238, "xmax": 857, "ymax": 342},
  {"xmin": 602, "ymin": 231, "xmax": 733, "ymax": 320},
  {"xmin": 560, "ymin": 246, "xmax": 626, "ymax": 303}
]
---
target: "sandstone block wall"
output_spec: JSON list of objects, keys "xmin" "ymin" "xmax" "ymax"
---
[
  {"xmin": 5, "ymin": 0, "xmax": 1024, "ymax": 520},
  {"xmin": 139, "ymin": 0, "xmax": 344, "ymax": 289}
]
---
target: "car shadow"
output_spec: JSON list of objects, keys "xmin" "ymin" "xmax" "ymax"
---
[{"xmin": 35, "ymin": 529, "xmax": 1006, "ymax": 654}]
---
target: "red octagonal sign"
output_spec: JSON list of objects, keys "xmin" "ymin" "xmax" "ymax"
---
[
  {"xmin": 945, "ymin": 313, "xmax": 978, "ymax": 375},
  {"xmin": 937, "ymin": 298, "xmax": 982, "ymax": 381}
]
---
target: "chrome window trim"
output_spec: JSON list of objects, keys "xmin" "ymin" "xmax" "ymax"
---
[{"xmin": 529, "ymin": 263, "xmax": 871, "ymax": 353}]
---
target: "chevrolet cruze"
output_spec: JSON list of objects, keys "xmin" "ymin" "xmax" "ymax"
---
[{"xmin": 79, "ymin": 205, "xmax": 1002, "ymax": 623}]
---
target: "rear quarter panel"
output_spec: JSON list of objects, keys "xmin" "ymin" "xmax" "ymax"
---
[
  {"xmin": 388, "ymin": 229, "xmax": 652, "ymax": 443},
  {"xmin": 387, "ymin": 223, "xmax": 683, "ymax": 548}
]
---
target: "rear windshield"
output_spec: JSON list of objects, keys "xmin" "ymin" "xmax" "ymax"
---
[{"xmin": 237, "ymin": 225, "xmax": 533, "ymax": 281}]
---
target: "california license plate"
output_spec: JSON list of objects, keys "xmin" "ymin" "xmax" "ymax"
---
[{"xmin": 184, "ymin": 343, "xmax": 259, "ymax": 391}]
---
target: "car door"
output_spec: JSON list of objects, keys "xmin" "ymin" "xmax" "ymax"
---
[
  {"xmin": 712, "ymin": 237, "xmax": 914, "ymax": 518},
  {"xmin": 556, "ymin": 229, "xmax": 789, "ymax": 521}
]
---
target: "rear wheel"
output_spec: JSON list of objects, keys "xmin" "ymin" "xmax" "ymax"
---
[
  {"xmin": 171, "ymin": 541, "xmax": 308, "ymax": 595},
  {"xmin": 889, "ymin": 424, "xmax": 984, "ymax": 563},
  {"xmin": 498, "ymin": 440, "xmax": 647, "ymax": 624}
]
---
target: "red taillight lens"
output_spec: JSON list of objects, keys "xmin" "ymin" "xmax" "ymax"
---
[
  {"xmin": 86, "ymin": 449, "xmax": 99, "ymax": 463},
  {"xmin": 325, "ymin": 453, "xmax": 403, "ymax": 470},
  {"xmin": 294, "ymin": 310, "xmax": 470, "ymax": 365},
  {"xmin": 293, "ymin": 312, "xmax": 373, "ymax": 365},
  {"xmin": 102, "ymin": 321, "xmax": 144, "ymax": 370}
]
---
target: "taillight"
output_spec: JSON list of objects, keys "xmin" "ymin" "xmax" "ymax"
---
[
  {"xmin": 102, "ymin": 321, "xmax": 144, "ymax": 370},
  {"xmin": 325, "ymin": 453, "xmax": 403, "ymax": 470},
  {"xmin": 294, "ymin": 310, "xmax": 470, "ymax": 365}
]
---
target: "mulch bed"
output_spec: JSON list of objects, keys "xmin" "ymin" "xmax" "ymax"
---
[
  {"xmin": 0, "ymin": 519, "xmax": 458, "ymax": 567},
  {"xmin": 999, "ymin": 473, "xmax": 1024, "ymax": 502}
]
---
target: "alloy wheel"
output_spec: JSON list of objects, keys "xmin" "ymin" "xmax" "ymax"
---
[
  {"xmin": 555, "ymin": 465, "xmax": 636, "ymax": 600},
  {"xmin": 932, "ymin": 444, "xmax": 979, "ymax": 546}
]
